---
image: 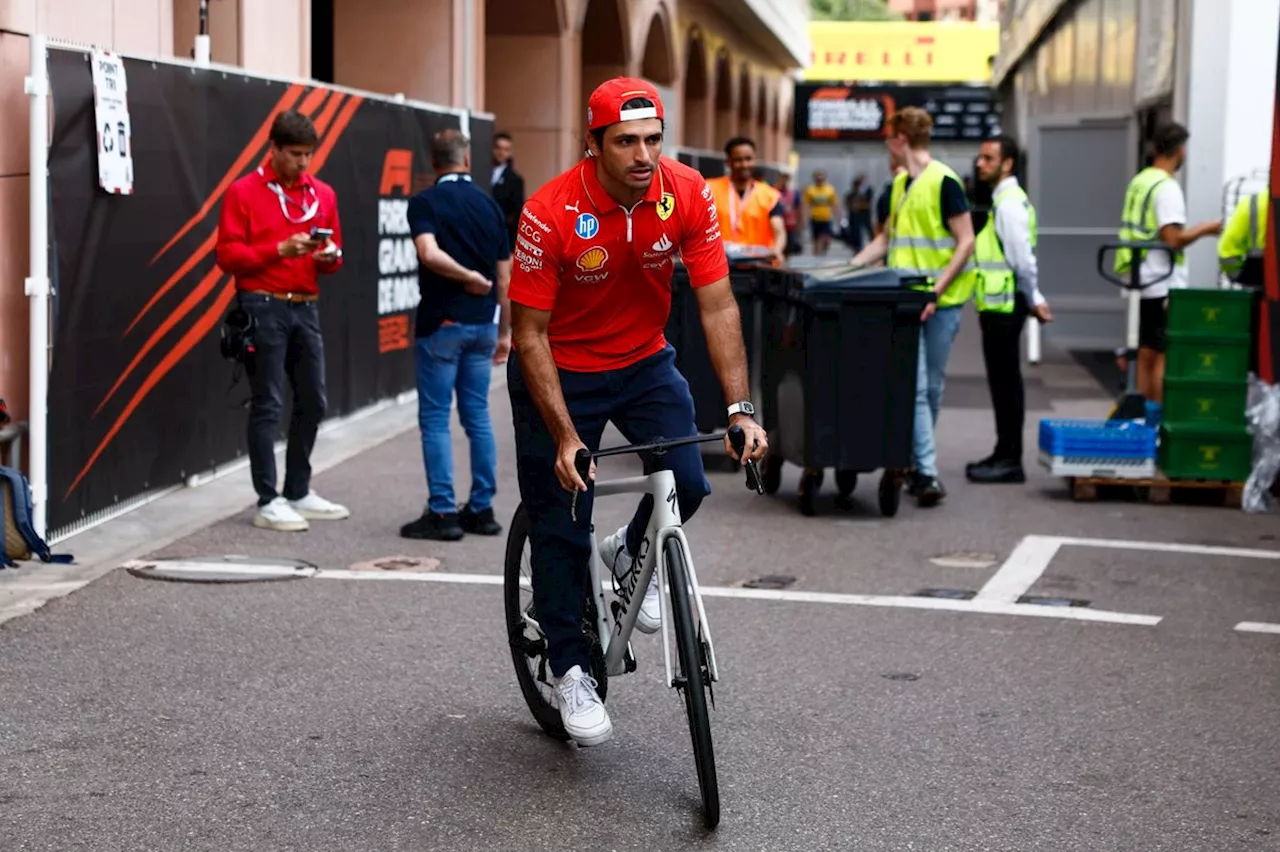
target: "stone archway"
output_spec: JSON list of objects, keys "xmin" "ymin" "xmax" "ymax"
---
[
  {"xmin": 713, "ymin": 48, "xmax": 733, "ymax": 149},
  {"xmin": 580, "ymin": 0, "xmax": 630, "ymax": 143},
  {"xmin": 639, "ymin": 9, "xmax": 675, "ymax": 86},
  {"xmin": 755, "ymin": 77, "xmax": 770, "ymax": 159},
  {"xmin": 736, "ymin": 63, "xmax": 753, "ymax": 143},
  {"xmin": 484, "ymin": 0, "xmax": 566, "ymax": 190},
  {"xmin": 682, "ymin": 28, "xmax": 711, "ymax": 150}
]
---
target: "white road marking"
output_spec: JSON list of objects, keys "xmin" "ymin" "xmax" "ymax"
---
[
  {"xmin": 975, "ymin": 536, "xmax": 1063, "ymax": 603},
  {"xmin": 1056, "ymin": 537, "xmax": 1280, "ymax": 561},
  {"xmin": 976, "ymin": 535, "xmax": 1280, "ymax": 607},
  {"xmin": 311, "ymin": 567, "xmax": 1163, "ymax": 626},
  {"xmin": 1234, "ymin": 622, "xmax": 1280, "ymax": 635}
]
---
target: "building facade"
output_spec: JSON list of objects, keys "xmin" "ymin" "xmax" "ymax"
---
[
  {"xmin": 0, "ymin": 0, "xmax": 807, "ymax": 448},
  {"xmin": 993, "ymin": 0, "xmax": 1278, "ymax": 351},
  {"xmin": 888, "ymin": 0, "xmax": 997, "ymax": 21}
]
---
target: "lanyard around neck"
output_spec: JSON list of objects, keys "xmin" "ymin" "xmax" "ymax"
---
[
  {"xmin": 261, "ymin": 169, "xmax": 319, "ymax": 224},
  {"xmin": 729, "ymin": 181, "xmax": 754, "ymax": 235}
]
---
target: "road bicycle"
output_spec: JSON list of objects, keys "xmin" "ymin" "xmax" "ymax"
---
[{"xmin": 504, "ymin": 424, "xmax": 763, "ymax": 829}]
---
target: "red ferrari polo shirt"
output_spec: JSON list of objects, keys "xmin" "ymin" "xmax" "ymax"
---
[
  {"xmin": 509, "ymin": 156, "xmax": 730, "ymax": 372},
  {"xmin": 215, "ymin": 163, "xmax": 344, "ymax": 296}
]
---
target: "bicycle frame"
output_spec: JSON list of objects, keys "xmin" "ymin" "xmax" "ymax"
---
[{"xmin": 586, "ymin": 468, "xmax": 720, "ymax": 688}]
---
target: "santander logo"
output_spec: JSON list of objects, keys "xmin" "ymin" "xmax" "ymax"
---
[{"xmin": 652, "ymin": 234, "xmax": 673, "ymax": 253}]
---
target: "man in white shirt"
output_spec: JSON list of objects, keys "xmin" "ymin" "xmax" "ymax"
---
[
  {"xmin": 1119, "ymin": 123, "xmax": 1221, "ymax": 401},
  {"xmin": 967, "ymin": 136, "xmax": 1052, "ymax": 484}
]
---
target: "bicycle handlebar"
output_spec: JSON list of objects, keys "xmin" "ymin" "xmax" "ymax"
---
[
  {"xmin": 1095, "ymin": 241, "xmax": 1177, "ymax": 291},
  {"xmin": 574, "ymin": 425, "xmax": 764, "ymax": 494}
]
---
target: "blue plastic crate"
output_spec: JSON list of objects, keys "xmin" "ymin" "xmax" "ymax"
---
[{"xmin": 1038, "ymin": 418, "xmax": 1157, "ymax": 460}]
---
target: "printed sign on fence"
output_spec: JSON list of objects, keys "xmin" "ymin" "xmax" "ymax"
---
[{"xmin": 90, "ymin": 50, "xmax": 134, "ymax": 194}]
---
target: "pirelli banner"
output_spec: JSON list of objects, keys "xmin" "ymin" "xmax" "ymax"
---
[{"xmin": 44, "ymin": 47, "xmax": 493, "ymax": 532}]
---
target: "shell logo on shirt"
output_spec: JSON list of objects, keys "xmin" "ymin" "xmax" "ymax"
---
[{"xmin": 577, "ymin": 246, "xmax": 609, "ymax": 271}]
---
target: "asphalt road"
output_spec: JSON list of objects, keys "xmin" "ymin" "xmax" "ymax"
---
[{"xmin": 1, "ymin": 316, "xmax": 1278, "ymax": 851}]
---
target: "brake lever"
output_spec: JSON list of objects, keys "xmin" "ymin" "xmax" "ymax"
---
[
  {"xmin": 727, "ymin": 424, "xmax": 765, "ymax": 495},
  {"xmin": 571, "ymin": 448, "xmax": 592, "ymax": 523}
]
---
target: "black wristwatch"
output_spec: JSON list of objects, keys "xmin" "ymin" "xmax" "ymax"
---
[{"xmin": 727, "ymin": 400, "xmax": 755, "ymax": 419}]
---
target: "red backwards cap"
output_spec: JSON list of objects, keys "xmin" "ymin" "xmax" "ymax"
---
[{"xmin": 586, "ymin": 77, "xmax": 665, "ymax": 131}]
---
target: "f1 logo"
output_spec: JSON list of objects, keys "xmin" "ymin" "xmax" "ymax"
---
[{"xmin": 380, "ymin": 149, "xmax": 413, "ymax": 196}]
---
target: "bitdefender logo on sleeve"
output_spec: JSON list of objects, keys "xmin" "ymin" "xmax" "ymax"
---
[{"xmin": 375, "ymin": 149, "xmax": 423, "ymax": 354}]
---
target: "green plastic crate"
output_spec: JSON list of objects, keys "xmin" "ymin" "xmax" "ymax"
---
[
  {"xmin": 1157, "ymin": 422, "xmax": 1253, "ymax": 482},
  {"xmin": 1161, "ymin": 377, "xmax": 1248, "ymax": 425},
  {"xmin": 1164, "ymin": 331, "xmax": 1251, "ymax": 382},
  {"xmin": 1167, "ymin": 288, "xmax": 1254, "ymax": 336}
]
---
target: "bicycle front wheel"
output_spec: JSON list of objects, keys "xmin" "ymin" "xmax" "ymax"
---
[{"xmin": 664, "ymin": 536, "xmax": 720, "ymax": 829}]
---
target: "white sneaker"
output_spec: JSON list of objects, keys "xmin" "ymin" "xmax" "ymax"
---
[
  {"xmin": 253, "ymin": 497, "xmax": 309, "ymax": 532},
  {"xmin": 288, "ymin": 491, "xmax": 350, "ymax": 520},
  {"xmin": 600, "ymin": 525, "xmax": 661, "ymax": 634},
  {"xmin": 555, "ymin": 665, "xmax": 612, "ymax": 747}
]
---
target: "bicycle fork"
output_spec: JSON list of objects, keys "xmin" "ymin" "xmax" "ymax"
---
[{"xmin": 655, "ymin": 528, "xmax": 720, "ymax": 695}]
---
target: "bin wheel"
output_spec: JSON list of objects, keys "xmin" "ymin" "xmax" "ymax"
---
[
  {"xmin": 798, "ymin": 468, "xmax": 822, "ymax": 517},
  {"xmin": 761, "ymin": 454, "xmax": 783, "ymax": 495},
  {"xmin": 878, "ymin": 471, "xmax": 902, "ymax": 518},
  {"xmin": 835, "ymin": 470, "xmax": 858, "ymax": 497}
]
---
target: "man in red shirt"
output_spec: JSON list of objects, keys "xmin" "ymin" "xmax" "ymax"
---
[
  {"xmin": 215, "ymin": 109, "xmax": 349, "ymax": 533},
  {"xmin": 508, "ymin": 78, "xmax": 768, "ymax": 747}
]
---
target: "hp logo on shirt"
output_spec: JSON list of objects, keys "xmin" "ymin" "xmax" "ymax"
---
[{"xmin": 574, "ymin": 213, "xmax": 599, "ymax": 240}]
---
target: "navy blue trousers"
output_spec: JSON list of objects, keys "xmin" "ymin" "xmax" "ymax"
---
[{"xmin": 508, "ymin": 344, "xmax": 711, "ymax": 677}]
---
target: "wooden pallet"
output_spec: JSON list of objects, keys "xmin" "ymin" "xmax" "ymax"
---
[{"xmin": 1069, "ymin": 473, "xmax": 1244, "ymax": 508}]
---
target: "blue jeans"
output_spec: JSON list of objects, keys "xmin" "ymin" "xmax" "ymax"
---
[
  {"xmin": 416, "ymin": 322, "xmax": 499, "ymax": 515},
  {"xmin": 508, "ymin": 343, "xmax": 711, "ymax": 678},
  {"xmin": 912, "ymin": 305, "xmax": 964, "ymax": 477}
]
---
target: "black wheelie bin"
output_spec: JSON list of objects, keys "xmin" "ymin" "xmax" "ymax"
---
[
  {"xmin": 758, "ymin": 263, "xmax": 932, "ymax": 516},
  {"xmin": 666, "ymin": 244, "xmax": 775, "ymax": 468}
]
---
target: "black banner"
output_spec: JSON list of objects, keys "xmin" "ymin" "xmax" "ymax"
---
[
  {"xmin": 794, "ymin": 82, "xmax": 1000, "ymax": 142},
  {"xmin": 45, "ymin": 48, "xmax": 488, "ymax": 531}
]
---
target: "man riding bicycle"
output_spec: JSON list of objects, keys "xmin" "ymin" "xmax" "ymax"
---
[{"xmin": 507, "ymin": 78, "xmax": 769, "ymax": 747}]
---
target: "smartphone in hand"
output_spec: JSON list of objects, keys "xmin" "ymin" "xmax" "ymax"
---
[{"xmin": 310, "ymin": 226, "xmax": 334, "ymax": 240}]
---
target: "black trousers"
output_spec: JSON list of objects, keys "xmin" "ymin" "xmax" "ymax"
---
[
  {"xmin": 979, "ymin": 292, "xmax": 1029, "ymax": 462},
  {"xmin": 240, "ymin": 293, "xmax": 328, "ymax": 506}
]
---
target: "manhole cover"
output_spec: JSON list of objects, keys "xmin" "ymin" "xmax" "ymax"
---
[
  {"xmin": 1017, "ymin": 594, "xmax": 1090, "ymax": 608},
  {"xmin": 124, "ymin": 556, "xmax": 318, "ymax": 584},
  {"xmin": 929, "ymin": 551, "xmax": 998, "ymax": 569},
  {"xmin": 914, "ymin": 588, "xmax": 976, "ymax": 600},
  {"xmin": 740, "ymin": 574, "xmax": 796, "ymax": 590},
  {"xmin": 348, "ymin": 555, "xmax": 442, "ymax": 572}
]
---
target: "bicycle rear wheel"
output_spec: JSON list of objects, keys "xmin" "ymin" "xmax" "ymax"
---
[
  {"xmin": 663, "ymin": 536, "xmax": 720, "ymax": 829},
  {"xmin": 504, "ymin": 504, "xmax": 607, "ymax": 741}
]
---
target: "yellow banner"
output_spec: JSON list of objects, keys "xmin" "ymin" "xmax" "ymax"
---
[{"xmin": 806, "ymin": 22, "xmax": 998, "ymax": 84}]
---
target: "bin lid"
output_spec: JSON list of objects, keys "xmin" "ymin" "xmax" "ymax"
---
[
  {"xmin": 795, "ymin": 265, "xmax": 904, "ymax": 291},
  {"xmin": 673, "ymin": 242, "xmax": 774, "ymax": 270}
]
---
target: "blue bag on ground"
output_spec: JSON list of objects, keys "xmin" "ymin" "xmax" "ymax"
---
[{"xmin": 0, "ymin": 465, "xmax": 72, "ymax": 567}]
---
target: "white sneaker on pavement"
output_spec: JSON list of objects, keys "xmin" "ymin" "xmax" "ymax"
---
[
  {"xmin": 253, "ymin": 497, "xmax": 309, "ymax": 532},
  {"xmin": 288, "ymin": 491, "xmax": 350, "ymax": 520},
  {"xmin": 600, "ymin": 524, "xmax": 661, "ymax": 634},
  {"xmin": 555, "ymin": 665, "xmax": 612, "ymax": 747}
]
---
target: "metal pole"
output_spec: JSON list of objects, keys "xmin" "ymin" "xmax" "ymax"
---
[
  {"xmin": 23, "ymin": 33, "xmax": 50, "ymax": 536},
  {"xmin": 195, "ymin": 0, "xmax": 211, "ymax": 66}
]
